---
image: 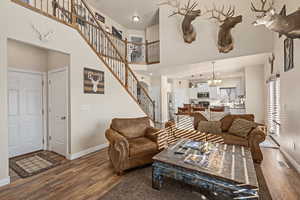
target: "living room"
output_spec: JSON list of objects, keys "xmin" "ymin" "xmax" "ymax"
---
[{"xmin": 0, "ymin": 0, "xmax": 300, "ymax": 199}]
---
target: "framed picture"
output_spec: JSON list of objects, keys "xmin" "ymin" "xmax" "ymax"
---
[
  {"xmin": 95, "ymin": 12, "xmax": 105, "ymax": 23},
  {"xmin": 84, "ymin": 68, "xmax": 104, "ymax": 94},
  {"xmin": 284, "ymin": 38, "xmax": 294, "ymax": 72},
  {"xmin": 128, "ymin": 36, "xmax": 145, "ymax": 63},
  {"xmin": 112, "ymin": 26, "xmax": 123, "ymax": 40}
]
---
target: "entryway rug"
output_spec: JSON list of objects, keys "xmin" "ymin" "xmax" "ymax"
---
[
  {"xmin": 10, "ymin": 151, "xmax": 61, "ymax": 178},
  {"xmin": 100, "ymin": 164, "xmax": 272, "ymax": 200}
]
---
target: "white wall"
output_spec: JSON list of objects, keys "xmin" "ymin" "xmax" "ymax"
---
[
  {"xmin": 0, "ymin": 0, "xmax": 146, "ymax": 182},
  {"xmin": 159, "ymin": 0, "xmax": 273, "ymax": 68},
  {"xmin": 270, "ymin": 0, "xmax": 300, "ymax": 166},
  {"xmin": 245, "ymin": 65, "xmax": 265, "ymax": 123},
  {"xmin": 146, "ymin": 24, "xmax": 159, "ymax": 42}
]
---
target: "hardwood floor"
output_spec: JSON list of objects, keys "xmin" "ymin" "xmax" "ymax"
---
[{"xmin": 0, "ymin": 148, "xmax": 299, "ymax": 200}]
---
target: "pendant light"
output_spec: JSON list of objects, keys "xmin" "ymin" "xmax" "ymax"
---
[{"xmin": 207, "ymin": 61, "xmax": 222, "ymax": 87}]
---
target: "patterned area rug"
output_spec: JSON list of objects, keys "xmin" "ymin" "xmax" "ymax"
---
[
  {"xmin": 100, "ymin": 165, "xmax": 272, "ymax": 200},
  {"xmin": 10, "ymin": 152, "xmax": 61, "ymax": 178}
]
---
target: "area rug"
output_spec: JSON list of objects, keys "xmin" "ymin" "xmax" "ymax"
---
[
  {"xmin": 10, "ymin": 152, "xmax": 61, "ymax": 178},
  {"xmin": 100, "ymin": 164, "xmax": 272, "ymax": 200}
]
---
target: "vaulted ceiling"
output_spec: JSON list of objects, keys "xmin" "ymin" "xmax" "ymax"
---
[{"xmin": 87, "ymin": 0, "xmax": 159, "ymax": 30}]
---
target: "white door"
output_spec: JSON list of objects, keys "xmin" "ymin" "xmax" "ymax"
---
[
  {"xmin": 8, "ymin": 71, "xmax": 44, "ymax": 158},
  {"xmin": 48, "ymin": 69, "xmax": 68, "ymax": 156}
]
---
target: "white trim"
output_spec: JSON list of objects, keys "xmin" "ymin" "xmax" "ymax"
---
[
  {"xmin": 48, "ymin": 67, "xmax": 68, "ymax": 74},
  {"xmin": 42, "ymin": 73, "xmax": 47, "ymax": 150},
  {"xmin": 67, "ymin": 143, "xmax": 109, "ymax": 160},
  {"xmin": 48, "ymin": 67, "xmax": 69, "ymax": 157},
  {"xmin": 280, "ymin": 149, "xmax": 300, "ymax": 173},
  {"xmin": 0, "ymin": 177, "xmax": 10, "ymax": 187},
  {"xmin": 8, "ymin": 67, "xmax": 44, "ymax": 75}
]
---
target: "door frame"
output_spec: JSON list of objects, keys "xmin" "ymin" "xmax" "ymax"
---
[
  {"xmin": 7, "ymin": 67, "xmax": 47, "ymax": 157},
  {"xmin": 47, "ymin": 67, "xmax": 70, "ymax": 158}
]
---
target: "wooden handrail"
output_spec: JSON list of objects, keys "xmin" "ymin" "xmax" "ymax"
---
[
  {"xmin": 79, "ymin": 0, "xmax": 155, "ymax": 106},
  {"xmin": 79, "ymin": 0, "xmax": 126, "ymax": 64},
  {"xmin": 11, "ymin": 0, "xmax": 156, "ymax": 120}
]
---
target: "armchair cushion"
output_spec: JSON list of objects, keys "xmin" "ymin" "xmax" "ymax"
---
[
  {"xmin": 220, "ymin": 114, "xmax": 255, "ymax": 132},
  {"xmin": 128, "ymin": 137, "xmax": 158, "ymax": 157},
  {"xmin": 145, "ymin": 127, "xmax": 160, "ymax": 142},
  {"xmin": 111, "ymin": 117, "xmax": 150, "ymax": 139}
]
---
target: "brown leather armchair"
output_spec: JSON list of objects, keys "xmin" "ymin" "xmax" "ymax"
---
[{"xmin": 105, "ymin": 117, "xmax": 160, "ymax": 175}]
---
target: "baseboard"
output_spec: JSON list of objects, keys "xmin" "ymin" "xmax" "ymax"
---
[
  {"xmin": 68, "ymin": 143, "xmax": 108, "ymax": 160},
  {"xmin": 280, "ymin": 149, "xmax": 300, "ymax": 173},
  {"xmin": 0, "ymin": 177, "xmax": 10, "ymax": 187}
]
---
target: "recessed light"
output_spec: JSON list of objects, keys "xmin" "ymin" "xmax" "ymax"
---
[{"xmin": 132, "ymin": 15, "xmax": 140, "ymax": 23}]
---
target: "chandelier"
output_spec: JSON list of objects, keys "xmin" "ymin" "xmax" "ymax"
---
[{"xmin": 207, "ymin": 61, "xmax": 222, "ymax": 87}]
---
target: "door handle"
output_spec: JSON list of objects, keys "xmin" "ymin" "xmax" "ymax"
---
[{"xmin": 61, "ymin": 116, "xmax": 66, "ymax": 120}]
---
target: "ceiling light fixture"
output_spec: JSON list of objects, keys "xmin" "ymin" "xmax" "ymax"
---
[
  {"xmin": 132, "ymin": 15, "xmax": 140, "ymax": 23},
  {"xmin": 207, "ymin": 61, "xmax": 222, "ymax": 87}
]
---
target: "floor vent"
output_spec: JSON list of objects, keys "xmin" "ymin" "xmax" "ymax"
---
[{"xmin": 278, "ymin": 160, "xmax": 290, "ymax": 168}]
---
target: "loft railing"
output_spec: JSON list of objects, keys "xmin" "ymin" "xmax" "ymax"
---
[
  {"xmin": 12, "ymin": 0, "xmax": 156, "ymax": 121},
  {"xmin": 107, "ymin": 33, "xmax": 160, "ymax": 65}
]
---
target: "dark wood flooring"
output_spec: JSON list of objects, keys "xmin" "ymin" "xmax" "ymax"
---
[{"xmin": 1, "ymin": 148, "xmax": 299, "ymax": 200}]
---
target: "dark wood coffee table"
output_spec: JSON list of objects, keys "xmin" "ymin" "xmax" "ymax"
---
[{"xmin": 152, "ymin": 139, "xmax": 259, "ymax": 199}]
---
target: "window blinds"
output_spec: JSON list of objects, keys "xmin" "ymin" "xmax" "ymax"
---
[{"xmin": 267, "ymin": 76, "xmax": 280, "ymax": 135}]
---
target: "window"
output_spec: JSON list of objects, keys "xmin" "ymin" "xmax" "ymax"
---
[{"xmin": 267, "ymin": 75, "xmax": 280, "ymax": 135}]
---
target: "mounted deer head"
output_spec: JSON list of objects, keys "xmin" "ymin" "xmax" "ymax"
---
[
  {"xmin": 207, "ymin": 5, "xmax": 243, "ymax": 53},
  {"xmin": 251, "ymin": 0, "xmax": 300, "ymax": 39},
  {"xmin": 160, "ymin": 0, "xmax": 202, "ymax": 43}
]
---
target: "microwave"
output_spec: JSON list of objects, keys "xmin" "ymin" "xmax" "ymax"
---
[{"xmin": 197, "ymin": 92, "xmax": 209, "ymax": 98}]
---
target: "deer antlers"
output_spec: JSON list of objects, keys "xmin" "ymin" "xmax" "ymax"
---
[
  {"xmin": 251, "ymin": 0, "xmax": 274, "ymax": 16},
  {"xmin": 206, "ymin": 5, "xmax": 236, "ymax": 23},
  {"xmin": 159, "ymin": 0, "xmax": 202, "ymax": 17}
]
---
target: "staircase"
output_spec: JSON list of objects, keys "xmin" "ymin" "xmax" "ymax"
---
[{"xmin": 12, "ymin": 0, "xmax": 156, "ymax": 121}]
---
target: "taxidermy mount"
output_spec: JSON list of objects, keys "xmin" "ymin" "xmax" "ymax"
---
[
  {"xmin": 207, "ymin": 5, "xmax": 243, "ymax": 53},
  {"xmin": 251, "ymin": 0, "xmax": 300, "ymax": 39},
  {"xmin": 160, "ymin": 0, "xmax": 203, "ymax": 44}
]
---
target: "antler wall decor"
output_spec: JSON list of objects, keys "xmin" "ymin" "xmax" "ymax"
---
[
  {"xmin": 251, "ymin": 0, "xmax": 300, "ymax": 39},
  {"xmin": 31, "ymin": 23, "xmax": 54, "ymax": 42},
  {"xmin": 206, "ymin": 5, "xmax": 243, "ymax": 53},
  {"xmin": 160, "ymin": 0, "xmax": 203, "ymax": 43}
]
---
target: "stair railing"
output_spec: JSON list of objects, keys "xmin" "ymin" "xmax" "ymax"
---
[{"xmin": 11, "ymin": 0, "xmax": 155, "ymax": 121}]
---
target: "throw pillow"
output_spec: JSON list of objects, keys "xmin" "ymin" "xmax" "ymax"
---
[
  {"xmin": 228, "ymin": 118, "xmax": 257, "ymax": 138},
  {"xmin": 197, "ymin": 121, "xmax": 222, "ymax": 134}
]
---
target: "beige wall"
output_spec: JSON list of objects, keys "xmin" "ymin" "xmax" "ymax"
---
[
  {"xmin": 245, "ymin": 65, "xmax": 265, "ymax": 123},
  {"xmin": 7, "ymin": 39, "xmax": 48, "ymax": 72},
  {"xmin": 270, "ymin": 0, "xmax": 300, "ymax": 167},
  {"xmin": 146, "ymin": 24, "xmax": 159, "ymax": 42},
  {"xmin": 47, "ymin": 50, "xmax": 69, "ymax": 70},
  {"xmin": 7, "ymin": 39, "xmax": 70, "ymax": 72},
  {"xmin": 0, "ymin": 0, "xmax": 145, "ymax": 182},
  {"xmin": 159, "ymin": 0, "xmax": 274, "ymax": 68},
  {"xmin": 0, "ymin": 34, "xmax": 9, "ymax": 184}
]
